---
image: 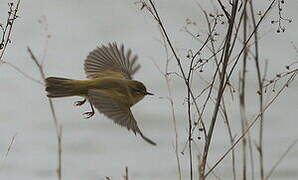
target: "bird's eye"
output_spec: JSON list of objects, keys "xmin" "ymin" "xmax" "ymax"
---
[{"xmin": 135, "ymin": 90, "xmax": 142, "ymax": 95}]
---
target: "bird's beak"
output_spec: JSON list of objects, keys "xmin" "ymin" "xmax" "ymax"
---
[{"xmin": 146, "ymin": 92, "xmax": 154, "ymax": 96}]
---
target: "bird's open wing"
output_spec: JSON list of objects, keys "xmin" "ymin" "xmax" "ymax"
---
[
  {"xmin": 84, "ymin": 42, "xmax": 141, "ymax": 79},
  {"xmin": 88, "ymin": 89, "xmax": 156, "ymax": 146}
]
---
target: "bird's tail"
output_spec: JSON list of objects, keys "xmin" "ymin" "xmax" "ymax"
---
[{"xmin": 45, "ymin": 77, "xmax": 82, "ymax": 98}]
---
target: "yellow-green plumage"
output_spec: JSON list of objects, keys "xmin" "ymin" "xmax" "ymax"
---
[
  {"xmin": 46, "ymin": 77, "xmax": 147, "ymax": 106},
  {"xmin": 45, "ymin": 42, "xmax": 156, "ymax": 146}
]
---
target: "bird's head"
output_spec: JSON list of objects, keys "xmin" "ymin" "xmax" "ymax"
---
[{"xmin": 128, "ymin": 80, "xmax": 153, "ymax": 104}]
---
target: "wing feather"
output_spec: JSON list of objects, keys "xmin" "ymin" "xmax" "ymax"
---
[
  {"xmin": 85, "ymin": 42, "xmax": 141, "ymax": 79},
  {"xmin": 88, "ymin": 89, "xmax": 156, "ymax": 145}
]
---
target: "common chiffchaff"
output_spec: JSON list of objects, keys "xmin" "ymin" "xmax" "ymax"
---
[{"xmin": 45, "ymin": 42, "xmax": 156, "ymax": 146}]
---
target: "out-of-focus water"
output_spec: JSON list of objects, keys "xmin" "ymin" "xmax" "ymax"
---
[{"xmin": 0, "ymin": 0, "xmax": 298, "ymax": 179}]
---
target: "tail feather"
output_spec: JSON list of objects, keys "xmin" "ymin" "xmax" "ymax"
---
[{"xmin": 45, "ymin": 77, "xmax": 79, "ymax": 98}]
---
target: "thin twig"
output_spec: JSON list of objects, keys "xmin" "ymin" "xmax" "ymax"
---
[
  {"xmin": 27, "ymin": 47, "xmax": 63, "ymax": 180},
  {"xmin": 249, "ymin": 1, "xmax": 264, "ymax": 179},
  {"xmin": 124, "ymin": 166, "xmax": 129, "ymax": 180},
  {"xmin": 239, "ymin": 2, "xmax": 249, "ymax": 179},
  {"xmin": 200, "ymin": 1, "xmax": 240, "ymax": 178},
  {"xmin": 157, "ymin": 27, "xmax": 182, "ymax": 179},
  {"xmin": 144, "ymin": 1, "xmax": 206, "ymax": 179},
  {"xmin": 3, "ymin": 61, "xmax": 44, "ymax": 85},
  {"xmin": 265, "ymin": 139, "xmax": 298, "ymax": 180},
  {"xmin": 0, "ymin": 133, "xmax": 17, "ymax": 169}
]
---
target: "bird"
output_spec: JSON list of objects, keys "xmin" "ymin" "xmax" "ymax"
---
[{"xmin": 45, "ymin": 42, "xmax": 156, "ymax": 146}]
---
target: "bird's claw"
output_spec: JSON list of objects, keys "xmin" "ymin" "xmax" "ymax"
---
[
  {"xmin": 74, "ymin": 99, "xmax": 86, "ymax": 106},
  {"xmin": 83, "ymin": 111, "xmax": 95, "ymax": 119}
]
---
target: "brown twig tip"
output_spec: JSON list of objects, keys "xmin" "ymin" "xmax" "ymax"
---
[
  {"xmin": 270, "ymin": 0, "xmax": 292, "ymax": 33},
  {"xmin": 123, "ymin": 166, "xmax": 129, "ymax": 180}
]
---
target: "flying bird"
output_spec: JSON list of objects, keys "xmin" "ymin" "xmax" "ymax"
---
[{"xmin": 45, "ymin": 43, "xmax": 156, "ymax": 146}]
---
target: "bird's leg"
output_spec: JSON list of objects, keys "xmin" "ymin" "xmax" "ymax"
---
[
  {"xmin": 83, "ymin": 101, "xmax": 95, "ymax": 119},
  {"xmin": 74, "ymin": 98, "xmax": 87, "ymax": 106}
]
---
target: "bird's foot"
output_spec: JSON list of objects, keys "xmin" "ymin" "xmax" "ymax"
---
[
  {"xmin": 74, "ymin": 99, "xmax": 86, "ymax": 106},
  {"xmin": 83, "ymin": 111, "xmax": 95, "ymax": 119}
]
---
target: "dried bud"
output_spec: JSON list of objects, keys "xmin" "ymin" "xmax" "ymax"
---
[{"xmin": 186, "ymin": 18, "xmax": 192, "ymax": 25}]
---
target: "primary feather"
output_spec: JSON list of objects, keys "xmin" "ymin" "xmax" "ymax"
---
[{"xmin": 84, "ymin": 42, "xmax": 141, "ymax": 79}]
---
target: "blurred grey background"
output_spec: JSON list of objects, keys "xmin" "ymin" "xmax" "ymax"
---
[{"xmin": 0, "ymin": 0, "xmax": 298, "ymax": 179}]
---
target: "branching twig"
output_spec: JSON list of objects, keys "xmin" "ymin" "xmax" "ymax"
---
[
  {"xmin": 205, "ymin": 71, "xmax": 297, "ymax": 177},
  {"xmin": 27, "ymin": 47, "xmax": 63, "ymax": 180},
  {"xmin": 143, "ymin": 1, "xmax": 205, "ymax": 179},
  {"xmin": 0, "ymin": 0, "xmax": 21, "ymax": 61},
  {"xmin": 200, "ymin": 1, "xmax": 240, "ymax": 178}
]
